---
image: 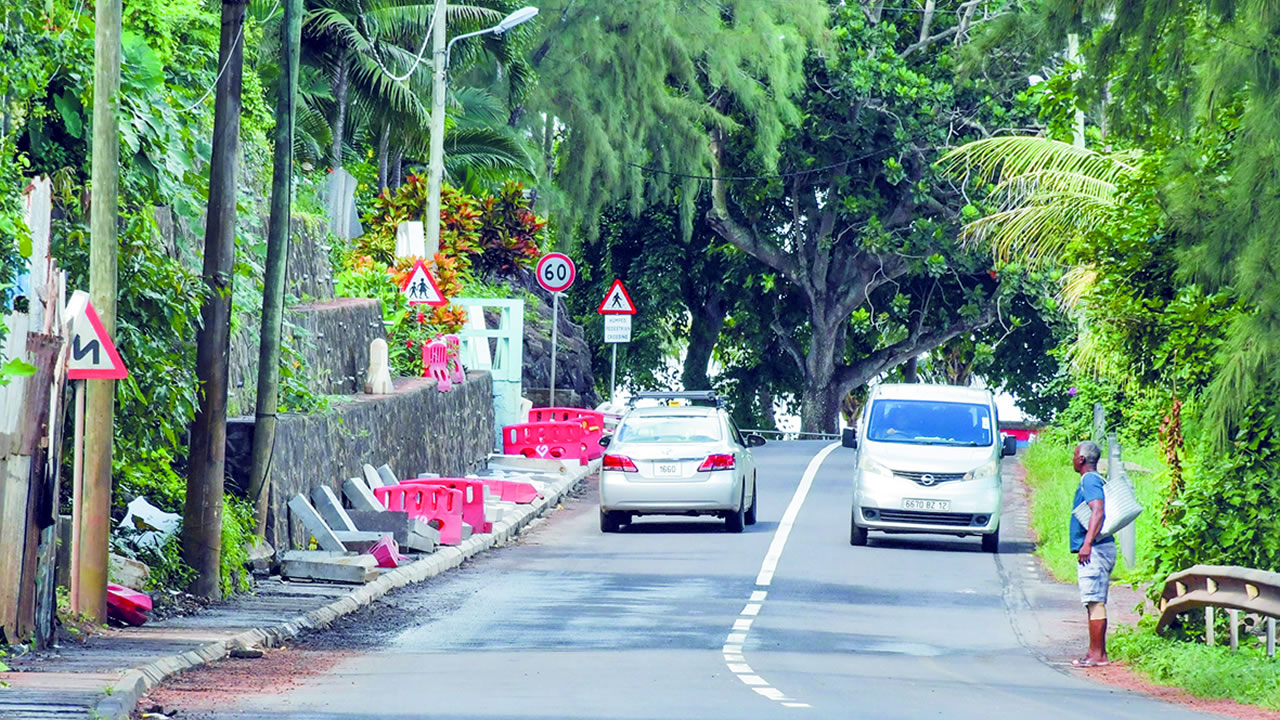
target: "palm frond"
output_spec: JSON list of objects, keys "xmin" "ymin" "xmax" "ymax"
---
[
  {"xmin": 991, "ymin": 169, "xmax": 1118, "ymax": 208},
  {"xmin": 961, "ymin": 194, "xmax": 1114, "ymax": 265},
  {"xmin": 937, "ymin": 136, "xmax": 1138, "ymax": 187},
  {"xmin": 1057, "ymin": 264, "xmax": 1098, "ymax": 310}
]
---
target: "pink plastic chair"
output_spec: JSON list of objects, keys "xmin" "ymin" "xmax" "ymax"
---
[
  {"xmin": 443, "ymin": 333, "xmax": 466, "ymax": 384},
  {"xmin": 422, "ymin": 339, "xmax": 451, "ymax": 392}
]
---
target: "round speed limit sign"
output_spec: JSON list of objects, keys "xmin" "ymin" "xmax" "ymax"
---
[{"xmin": 536, "ymin": 252, "xmax": 576, "ymax": 293}]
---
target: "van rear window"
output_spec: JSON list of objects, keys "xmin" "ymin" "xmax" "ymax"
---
[{"xmin": 866, "ymin": 400, "xmax": 993, "ymax": 446}]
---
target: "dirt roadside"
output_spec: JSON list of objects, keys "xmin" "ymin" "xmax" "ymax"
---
[{"xmin": 1007, "ymin": 454, "xmax": 1280, "ymax": 720}]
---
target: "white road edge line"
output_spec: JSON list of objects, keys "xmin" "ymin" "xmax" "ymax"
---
[{"xmin": 756, "ymin": 442, "xmax": 842, "ymax": 586}]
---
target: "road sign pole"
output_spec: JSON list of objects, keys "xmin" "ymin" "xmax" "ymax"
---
[
  {"xmin": 549, "ymin": 292, "xmax": 559, "ymax": 406},
  {"xmin": 611, "ymin": 343, "xmax": 617, "ymax": 402},
  {"xmin": 69, "ymin": 380, "xmax": 85, "ymax": 614}
]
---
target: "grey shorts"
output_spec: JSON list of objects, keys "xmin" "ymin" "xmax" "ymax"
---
[{"xmin": 1077, "ymin": 541, "xmax": 1117, "ymax": 604}]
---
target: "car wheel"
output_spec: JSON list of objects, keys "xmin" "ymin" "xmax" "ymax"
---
[
  {"xmin": 600, "ymin": 508, "xmax": 624, "ymax": 533},
  {"xmin": 725, "ymin": 488, "xmax": 746, "ymax": 533},
  {"xmin": 981, "ymin": 527, "xmax": 999, "ymax": 553},
  {"xmin": 744, "ymin": 478, "xmax": 758, "ymax": 526},
  {"xmin": 850, "ymin": 507, "xmax": 868, "ymax": 546}
]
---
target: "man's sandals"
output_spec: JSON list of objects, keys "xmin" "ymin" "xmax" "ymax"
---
[{"xmin": 1071, "ymin": 657, "xmax": 1111, "ymax": 667}]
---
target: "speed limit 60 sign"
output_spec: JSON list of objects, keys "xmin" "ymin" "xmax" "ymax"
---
[{"xmin": 536, "ymin": 252, "xmax": 576, "ymax": 293}]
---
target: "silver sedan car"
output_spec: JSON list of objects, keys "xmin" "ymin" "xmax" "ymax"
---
[{"xmin": 598, "ymin": 398, "xmax": 764, "ymax": 533}]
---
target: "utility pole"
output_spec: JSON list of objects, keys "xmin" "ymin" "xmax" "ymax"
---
[
  {"xmin": 1068, "ymin": 32, "xmax": 1085, "ymax": 148},
  {"xmin": 77, "ymin": 0, "xmax": 122, "ymax": 622},
  {"xmin": 184, "ymin": 0, "xmax": 247, "ymax": 599},
  {"xmin": 425, "ymin": 0, "xmax": 447, "ymax": 258},
  {"xmin": 247, "ymin": 0, "xmax": 303, "ymax": 538}
]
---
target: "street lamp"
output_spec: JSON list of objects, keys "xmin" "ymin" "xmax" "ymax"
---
[{"xmin": 425, "ymin": 4, "xmax": 539, "ymax": 256}]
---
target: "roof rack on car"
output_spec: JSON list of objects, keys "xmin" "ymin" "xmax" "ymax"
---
[{"xmin": 629, "ymin": 391, "xmax": 723, "ymax": 408}]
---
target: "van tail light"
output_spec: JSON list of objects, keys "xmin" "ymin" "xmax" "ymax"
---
[
  {"xmin": 697, "ymin": 454, "xmax": 736, "ymax": 472},
  {"xmin": 603, "ymin": 454, "xmax": 638, "ymax": 473}
]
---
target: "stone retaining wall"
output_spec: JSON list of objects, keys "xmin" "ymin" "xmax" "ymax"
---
[{"xmin": 225, "ymin": 372, "xmax": 494, "ymax": 550}]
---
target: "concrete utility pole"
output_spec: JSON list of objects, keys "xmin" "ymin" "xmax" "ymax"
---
[
  {"xmin": 185, "ymin": 0, "xmax": 247, "ymax": 599},
  {"xmin": 77, "ymin": 0, "xmax": 122, "ymax": 621},
  {"xmin": 247, "ymin": 0, "xmax": 303, "ymax": 538},
  {"xmin": 425, "ymin": 0, "xmax": 447, "ymax": 258}
]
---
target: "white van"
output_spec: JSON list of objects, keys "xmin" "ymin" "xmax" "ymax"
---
[{"xmin": 843, "ymin": 383, "xmax": 1016, "ymax": 553}]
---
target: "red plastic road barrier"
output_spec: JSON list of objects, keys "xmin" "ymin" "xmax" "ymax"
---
[
  {"xmin": 528, "ymin": 407, "xmax": 606, "ymax": 459},
  {"xmin": 402, "ymin": 478, "xmax": 492, "ymax": 533},
  {"xmin": 106, "ymin": 583, "xmax": 152, "ymax": 626},
  {"xmin": 374, "ymin": 484, "xmax": 467, "ymax": 545},
  {"xmin": 502, "ymin": 421, "xmax": 590, "ymax": 465},
  {"xmin": 479, "ymin": 478, "xmax": 542, "ymax": 504}
]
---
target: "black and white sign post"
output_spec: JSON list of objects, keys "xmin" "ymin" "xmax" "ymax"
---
[
  {"xmin": 536, "ymin": 253, "xmax": 576, "ymax": 405},
  {"xmin": 597, "ymin": 279, "xmax": 637, "ymax": 402}
]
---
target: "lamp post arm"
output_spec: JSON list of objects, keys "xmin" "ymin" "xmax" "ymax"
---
[{"xmin": 445, "ymin": 28, "xmax": 498, "ymax": 70}]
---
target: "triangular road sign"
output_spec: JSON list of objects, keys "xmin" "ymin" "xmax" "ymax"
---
[
  {"xmin": 68, "ymin": 301, "xmax": 128, "ymax": 380},
  {"xmin": 597, "ymin": 279, "xmax": 637, "ymax": 315},
  {"xmin": 401, "ymin": 259, "xmax": 447, "ymax": 306}
]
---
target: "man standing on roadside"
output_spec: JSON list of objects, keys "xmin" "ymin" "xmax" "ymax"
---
[{"xmin": 1071, "ymin": 440, "xmax": 1114, "ymax": 667}]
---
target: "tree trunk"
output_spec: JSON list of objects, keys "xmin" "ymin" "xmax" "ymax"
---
[
  {"xmin": 800, "ymin": 318, "xmax": 842, "ymax": 433},
  {"xmin": 902, "ymin": 356, "xmax": 918, "ymax": 383},
  {"xmin": 185, "ymin": 0, "xmax": 246, "ymax": 600},
  {"xmin": 331, "ymin": 54, "xmax": 349, "ymax": 170},
  {"xmin": 681, "ymin": 294, "xmax": 725, "ymax": 391},
  {"xmin": 758, "ymin": 386, "xmax": 777, "ymax": 429},
  {"xmin": 377, "ymin": 122, "xmax": 390, "ymax": 191},
  {"xmin": 391, "ymin": 148, "xmax": 404, "ymax": 188}
]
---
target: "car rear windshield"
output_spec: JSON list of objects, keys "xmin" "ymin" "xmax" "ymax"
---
[
  {"xmin": 616, "ymin": 415, "xmax": 723, "ymax": 444},
  {"xmin": 866, "ymin": 399, "xmax": 993, "ymax": 446}
]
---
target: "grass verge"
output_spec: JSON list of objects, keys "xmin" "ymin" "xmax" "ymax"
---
[
  {"xmin": 1020, "ymin": 440, "xmax": 1168, "ymax": 584},
  {"xmin": 1111, "ymin": 624, "xmax": 1280, "ymax": 710}
]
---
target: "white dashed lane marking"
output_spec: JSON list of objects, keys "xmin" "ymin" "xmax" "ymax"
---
[{"xmin": 721, "ymin": 441, "xmax": 842, "ymax": 709}]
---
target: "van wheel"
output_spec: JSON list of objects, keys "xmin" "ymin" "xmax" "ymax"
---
[
  {"xmin": 600, "ymin": 509, "xmax": 624, "ymax": 533},
  {"xmin": 850, "ymin": 508, "xmax": 868, "ymax": 546},
  {"xmin": 982, "ymin": 527, "xmax": 999, "ymax": 553},
  {"xmin": 744, "ymin": 478, "xmax": 758, "ymax": 526}
]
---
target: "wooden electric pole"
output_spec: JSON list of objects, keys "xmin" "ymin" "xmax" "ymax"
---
[
  {"xmin": 77, "ymin": 0, "xmax": 122, "ymax": 621},
  {"xmin": 184, "ymin": 0, "xmax": 247, "ymax": 600},
  {"xmin": 247, "ymin": 0, "xmax": 302, "ymax": 538}
]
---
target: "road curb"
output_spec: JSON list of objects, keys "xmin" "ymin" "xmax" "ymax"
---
[{"xmin": 92, "ymin": 467, "xmax": 590, "ymax": 720}]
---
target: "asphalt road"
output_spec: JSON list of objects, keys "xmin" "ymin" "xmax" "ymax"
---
[{"xmin": 159, "ymin": 441, "xmax": 1221, "ymax": 719}]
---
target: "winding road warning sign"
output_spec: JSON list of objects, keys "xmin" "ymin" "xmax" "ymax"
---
[
  {"xmin": 68, "ymin": 301, "xmax": 128, "ymax": 380},
  {"xmin": 597, "ymin": 279, "xmax": 636, "ymax": 315}
]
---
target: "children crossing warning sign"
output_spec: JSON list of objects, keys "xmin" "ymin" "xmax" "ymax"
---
[
  {"xmin": 401, "ymin": 259, "xmax": 447, "ymax": 306},
  {"xmin": 596, "ymin": 279, "xmax": 636, "ymax": 315},
  {"xmin": 68, "ymin": 300, "xmax": 128, "ymax": 380}
]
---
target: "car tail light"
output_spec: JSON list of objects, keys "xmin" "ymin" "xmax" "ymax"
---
[
  {"xmin": 697, "ymin": 454, "xmax": 736, "ymax": 472},
  {"xmin": 603, "ymin": 454, "xmax": 638, "ymax": 473}
]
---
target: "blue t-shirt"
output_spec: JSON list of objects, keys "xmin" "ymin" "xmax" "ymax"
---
[{"xmin": 1069, "ymin": 471, "xmax": 1113, "ymax": 552}]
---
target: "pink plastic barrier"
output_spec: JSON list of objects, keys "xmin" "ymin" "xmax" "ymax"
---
[
  {"xmin": 421, "ymin": 339, "xmax": 451, "ymax": 392},
  {"xmin": 107, "ymin": 583, "xmax": 152, "ymax": 626},
  {"xmin": 502, "ymin": 421, "xmax": 590, "ymax": 465},
  {"xmin": 403, "ymin": 477, "xmax": 492, "ymax": 533},
  {"xmin": 479, "ymin": 478, "xmax": 542, "ymax": 504},
  {"xmin": 374, "ymin": 484, "xmax": 467, "ymax": 545},
  {"xmin": 528, "ymin": 407, "xmax": 605, "ymax": 459}
]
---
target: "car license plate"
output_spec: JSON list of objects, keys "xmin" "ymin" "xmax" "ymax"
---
[
  {"xmin": 903, "ymin": 498, "xmax": 950, "ymax": 511},
  {"xmin": 654, "ymin": 462, "xmax": 681, "ymax": 477}
]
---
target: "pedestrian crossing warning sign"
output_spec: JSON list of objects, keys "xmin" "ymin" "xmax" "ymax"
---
[
  {"xmin": 68, "ymin": 300, "xmax": 128, "ymax": 380},
  {"xmin": 596, "ymin": 279, "xmax": 636, "ymax": 315},
  {"xmin": 401, "ymin": 259, "xmax": 447, "ymax": 307}
]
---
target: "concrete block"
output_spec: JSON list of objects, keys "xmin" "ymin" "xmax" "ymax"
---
[
  {"xmin": 343, "ymin": 477, "xmax": 383, "ymax": 512},
  {"xmin": 311, "ymin": 485, "xmax": 358, "ymax": 532},
  {"xmin": 376, "ymin": 464, "xmax": 399, "ymax": 487},
  {"xmin": 346, "ymin": 509, "xmax": 440, "ymax": 551},
  {"xmin": 108, "ymin": 553, "xmax": 150, "ymax": 591},
  {"xmin": 288, "ymin": 495, "xmax": 346, "ymax": 552},
  {"xmin": 363, "ymin": 463, "xmax": 387, "ymax": 489},
  {"xmin": 282, "ymin": 553, "xmax": 378, "ymax": 584}
]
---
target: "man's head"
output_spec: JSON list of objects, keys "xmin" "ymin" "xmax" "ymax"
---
[{"xmin": 1073, "ymin": 441, "xmax": 1102, "ymax": 473}]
